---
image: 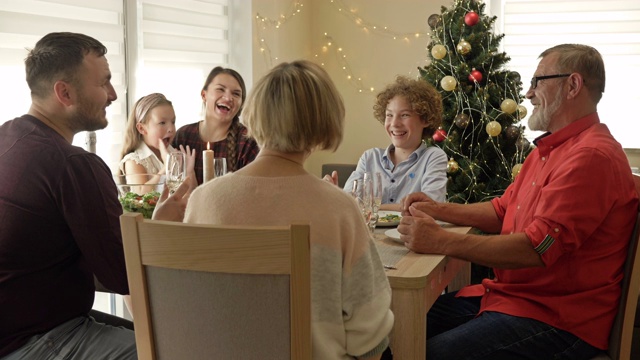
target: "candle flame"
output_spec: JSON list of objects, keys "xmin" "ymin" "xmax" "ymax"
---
[{"xmin": 207, "ymin": 142, "xmax": 211, "ymax": 150}]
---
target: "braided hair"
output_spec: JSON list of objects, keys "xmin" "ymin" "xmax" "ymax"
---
[{"xmin": 226, "ymin": 120, "xmax": 240, "ymax": 172}]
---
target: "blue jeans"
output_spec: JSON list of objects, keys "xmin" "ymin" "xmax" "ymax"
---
[
  {"xmin": 427, "ymin": 291, "xmax": 600, "ymax": 360},
  {"xmin": 3, "ymin": 315, "xmax": 136, "ymax": 360}
]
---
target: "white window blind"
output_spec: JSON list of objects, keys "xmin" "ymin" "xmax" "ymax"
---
[
  {"xmin": 0, "ymin": 0, "xmax": 127, "ymax": 166},
  {"xmin": 126, "ymin": 0, "xmax": 230, "ymax": 138},
  {"xmin": 490, "ymin": 0, "xmax": 640, "ymax": 148}
]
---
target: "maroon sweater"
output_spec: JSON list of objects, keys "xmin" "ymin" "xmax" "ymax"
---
[{"xmin": 0, "ymin": 115, "xmax": 129, "ymax": 356}]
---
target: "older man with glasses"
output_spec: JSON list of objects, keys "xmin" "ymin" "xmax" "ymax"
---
[{"xmin": 397, "ymin": 44, "xmax": 638, "ymax": 359}]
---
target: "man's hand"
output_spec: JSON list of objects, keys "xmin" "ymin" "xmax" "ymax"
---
[
  {"xmin": 400, "ymin": 192, "xmax": 437, "ymax": 217},
  {"xmin": 152, "ymin": 177, "xmax": 192, "ymax": 222},
  {"xmin": 397, "ymin": 206, "xmax": 445, "ymax": 254}
]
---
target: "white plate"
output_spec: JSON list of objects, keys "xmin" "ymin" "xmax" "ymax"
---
[
  {"xmin": 384, "ymin": 228, "xmax": 404, "ymax": 244},
  {"xmin": 377, "ymin": 210, "xmax": 402, "ymax": 227}
]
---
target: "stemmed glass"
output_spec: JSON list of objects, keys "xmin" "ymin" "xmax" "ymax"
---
[
  {"xmin": 351, "ymin": 174, "xmax": 373, "ymax": 230},
  {"xmin": 366, "ymin": 172, "xmax": 383, "ymax": 232},
  {"xmin": 165, "ymin": 152, "xmax": 186, "ymax": 194}
]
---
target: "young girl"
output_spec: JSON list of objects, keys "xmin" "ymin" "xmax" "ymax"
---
[
  {"xmin": 172, "ymin": 67, "xmax": 259, "ymax": 185},
  {"xmin": 324, "ymin": 76, "xmax": 448, "ymax": 210},
  {"xmin": 120, "ymin": 93, "xmax": 196, "ymax": 187}
]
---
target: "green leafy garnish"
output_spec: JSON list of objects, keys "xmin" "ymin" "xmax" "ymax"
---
[
  {"xmin": 379, "ymin": 214, "xmax": 401, "ymax": 222},
  {"xmin": 119, "ymin": 191, "xmax": 160, "ymax": 219}
]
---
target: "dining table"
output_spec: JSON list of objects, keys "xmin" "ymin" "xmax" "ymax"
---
[{"xmin": 373, "ymin": 223, "xmax": 474, "ymax": 360}]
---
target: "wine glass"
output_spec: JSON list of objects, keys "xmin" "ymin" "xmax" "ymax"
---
[
  {"xmin": 365, "ymin": 172, "xmax": 383, "ymax": 232},
  {"xmin": 351, "ymin": 176, "xmax": 373, "ymax": 229},
  {"xmin": 213, "ymin": 157, "xmax": 227, "ymax": 177},
  {"xmin": 166, "ymin": 152, "xmax": 186, "ymax": 193}
]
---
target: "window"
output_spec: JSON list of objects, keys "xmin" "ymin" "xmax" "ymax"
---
[
  {"xmin": 0, "ymin": 0, "xmax": 127, "ymax": 166},
  {"xmin": 0, "ymin": 0, "xmax": 242, "ymax": 318},
  {"xmin": 489, "ymin": 0, "xmax": 640, "ymax": 148},
  {"xmin": 0, "ymin": 0, "xmax": 241, "ymax": 171}
]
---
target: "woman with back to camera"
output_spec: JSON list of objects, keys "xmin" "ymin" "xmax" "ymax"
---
[
  {"xmin": 172, "ymin": 67, "xmax": 259, "ymax": 184},
  {"xmin": 182, "ymin": 60, "xmax": 394, "ymax": 360}
]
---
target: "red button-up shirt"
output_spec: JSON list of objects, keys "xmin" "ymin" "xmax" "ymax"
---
[{"xmin": 460, "ymin": 113, "xmax": 638, "ymax": 349}]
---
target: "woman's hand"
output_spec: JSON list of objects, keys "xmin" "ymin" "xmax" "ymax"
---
[
  {"xmin": 322, "ymin": 170, "xmax": 339, "ymax": 186},
  {"xmin": 152, "ymin": 177, "xmax": 192, "ymax": 222}
]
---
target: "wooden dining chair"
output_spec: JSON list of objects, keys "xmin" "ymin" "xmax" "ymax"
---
[
  {"xmin": 119, "ymin": 212, "xmax": 311, "ymax": 360},
  {"xmin": 592, "ymin": 173, "xmax": 640, "ymax": 360}
]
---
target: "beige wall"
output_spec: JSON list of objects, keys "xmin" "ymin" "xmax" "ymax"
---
[
  {"xmin": 251, "ymin": 0, "xmax": 447, "ymax": 177},
  {"xmin": 249, "ymin": 0, "xmax": 640, "ymax": 174}
]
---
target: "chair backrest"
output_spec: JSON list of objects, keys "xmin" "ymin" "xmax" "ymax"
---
[
  {"xmin": 119, "ymin": 212, "xmax": 311, "ymax": 360},
  {"xmin": 321, "ymin": 163, "xmax": 357, "ymax": 188},
  {"xmin": 604, "ymin": 173, "xmax": 640, "ymax": 360}
]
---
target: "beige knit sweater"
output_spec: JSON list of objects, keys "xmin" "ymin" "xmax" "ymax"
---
[{"xmin": 184, "ymin": 172, "xmax": 394, "ymax": 359}]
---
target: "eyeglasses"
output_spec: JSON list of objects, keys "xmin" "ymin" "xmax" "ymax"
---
[{"xmin": 530, "ymin": 74, "xmax": 571, "ymax": 89}]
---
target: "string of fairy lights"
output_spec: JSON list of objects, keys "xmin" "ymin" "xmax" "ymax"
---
[
  {"xmin": 255, "ymin": 0, "xmax": 530, "ymax": 203},
  {"xmin": 254, "ymin": 0, "xmax": 431, "ymax": 93}
]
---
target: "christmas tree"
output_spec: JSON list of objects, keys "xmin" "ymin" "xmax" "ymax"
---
[{"xmin": 419, "ymin": 0, "xmax": 532, "ymax": 204}]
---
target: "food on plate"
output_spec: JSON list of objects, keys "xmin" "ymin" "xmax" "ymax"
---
[
  {"xmin": 378, "ymin": 213, "xmax": 401, "ymax": 223},
  {"xmin": 119, "ymin": 191, "xmax": 160, "ymax": 219}
]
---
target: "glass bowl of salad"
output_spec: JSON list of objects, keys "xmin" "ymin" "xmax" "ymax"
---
[{"xmin": 114, "ymin": 174, "xmax": 165, "ymax": 219}]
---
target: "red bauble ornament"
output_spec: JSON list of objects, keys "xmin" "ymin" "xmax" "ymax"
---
[
  {"xmin": 433, "ymin": 128, "xmax": 447, "ymax": 142},
  {"xmin": 464, "ymin": 11, "xmax": 479, "ymax": 26},
  {"xmin": 468, "ymin": 69, "xmax": 483, "ymax": 83}
]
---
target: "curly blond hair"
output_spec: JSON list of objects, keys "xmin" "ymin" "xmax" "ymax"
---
[{"xmin": 373, "ymin": 76, "xmax": 442, "ymax": 139}]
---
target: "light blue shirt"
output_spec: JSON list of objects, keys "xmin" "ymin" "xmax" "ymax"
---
[{"xmin": 343, "ymin": 143, "xmax": 448, "ymax": 204}]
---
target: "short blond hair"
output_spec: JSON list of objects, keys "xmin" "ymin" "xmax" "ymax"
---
[{"xmin": 242, "ymin": 60, "xmax": 344, "ymax": 153}]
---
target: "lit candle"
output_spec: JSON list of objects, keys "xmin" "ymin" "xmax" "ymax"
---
[{"xmin": 203, "ymin": 142, "xmax": 214, "ymax": 183}]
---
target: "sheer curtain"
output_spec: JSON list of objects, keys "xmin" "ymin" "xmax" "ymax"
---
[{"xmin": 489, "ymin": 0, "xmax": 640, "ymax": 148}]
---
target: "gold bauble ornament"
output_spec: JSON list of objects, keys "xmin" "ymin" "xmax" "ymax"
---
[
  {"xmin": 456, "ymin": 39, "xmax": 472, "ymax": 56},
  {"xmin": 486, "ymin": 121, "xmax": 502, "ymax": 137},
  {"xmin": 516, "ymin": 105, "xmax": 528, "ymax": 120},
  {"xmin": 440, "ymin": 76, "xmax": 457, "ymax": 91},
  {"xmin": 512, "ymin": 163, "xmax": 523, "ymax": 179},
  {"xmin": 501, "ymin": 99, "xmax": 517, "ymax": 114},
  {"xmin": 431, "ymin": 44, "xmax": 447, "ymax": 60},
  {"xmin": 447, "ymin": 158, "xmax": 459, "ymax": 174}
]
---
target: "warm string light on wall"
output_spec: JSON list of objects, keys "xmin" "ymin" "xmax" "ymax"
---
[
  {"xmin": 255, "ymin": 1, "xmax": 304, "ymax": 68},
  {"xmin": 316, "ymin": 34, "xmax": 374, "ymax": 93},
  {"xmin": 328, "ymin": 0, "xmax": 430, "ymax": 40},
  {"xmin": 256, "ymin": 0, "xmax": 430, "ymax": 93}
]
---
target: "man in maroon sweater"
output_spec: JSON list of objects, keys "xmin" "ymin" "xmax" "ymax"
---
[{"xmin": 0, "ymin": 32, "xmax": 138, "ymax": 359}]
